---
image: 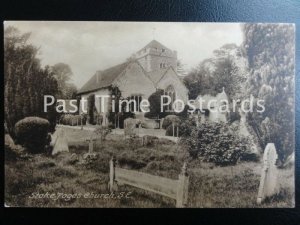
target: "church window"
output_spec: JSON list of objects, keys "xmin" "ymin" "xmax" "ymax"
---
[
  {"xmin": 129, "ymin": 95, "xmax": 142, "ymax": 112},
  {"xmin": 164, "ymin": 85, "xmax": 176, "ymax": 112}
]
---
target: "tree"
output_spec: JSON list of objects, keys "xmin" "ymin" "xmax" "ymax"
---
[
  {"xmin": 243, "ymin": 24, "xmax": 295, "ymax": 164},
  {"xmin": 64, "ymin": 83, "xmax": 78, "ymax": 99},
  {"xmin": 4, "ymin": 26, "xmax": 59, "ymax": 135},
  {"xmin": 145, "ymin": 89, "xmax": 169, "ymax": 119},
  {"xmin": 212, "ymin": 56, "xmax": 239, "ymax": 100},
  {"xmin": 184, "ymin": 44, "xmax": 248, "ymax": 100},
  {"xmin": 51, "ymin": 63, "xmax": 74, "ymax": 99}
]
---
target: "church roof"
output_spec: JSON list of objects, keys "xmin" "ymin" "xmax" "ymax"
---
[
  {"xmin": 78, "ymin": 40, "xmax": 177, "ymax": 95},
  {"xmin": 137, "ymin": 40, "xmax": 171, "ymax": 53},
  {"xmin": 77, "ymin": 62, "xmax": 129, "ymax": 94}
]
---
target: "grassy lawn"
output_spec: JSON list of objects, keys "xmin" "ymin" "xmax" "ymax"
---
[{"xmin": 5, "ymin": 127, "xmax": 294, "ymax": 208}]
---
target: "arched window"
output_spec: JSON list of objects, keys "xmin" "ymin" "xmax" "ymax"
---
[
  {"xmin": 129, "ymin": 95, "xmax": 142, "ymax": 112},
  {"xmin": 164, "ymin": 85, "xmax": 176, "ymax": 111}
]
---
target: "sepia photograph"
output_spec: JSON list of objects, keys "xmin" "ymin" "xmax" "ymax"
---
[{"xmin": 4, "ymin": 21, "xmax": 295, "ymax": 208}]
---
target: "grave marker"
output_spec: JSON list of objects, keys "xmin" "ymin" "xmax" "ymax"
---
[
  {"xmin": 257, "ymin": 143, "xmax": 279, "ymax": 204},
  {"xmin": 86, "ymin": 136, "xmax": 96, "ymax": 153},
  {"xmin": 109, "ymin": 157, "xmax": 189, "ymax": 207},
  {"xmin": 52, "ymin": 128, "xmax": 69, "ymax": 155}
]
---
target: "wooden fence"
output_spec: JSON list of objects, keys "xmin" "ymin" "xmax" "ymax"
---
[{"xmin": 109, "ymin": 157, "xmax": 189, "ymax": 207}]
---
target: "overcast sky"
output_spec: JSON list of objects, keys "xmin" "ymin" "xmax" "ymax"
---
[{"xmin": 5, "ymin": 21, "xmax": 243, "ymax": 88}]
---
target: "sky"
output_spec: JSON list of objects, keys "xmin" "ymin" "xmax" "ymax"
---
[{"xmin": 5, "ymin": 21, "xmax": 243, "ymax": 88}]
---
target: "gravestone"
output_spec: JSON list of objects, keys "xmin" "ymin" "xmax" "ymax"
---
[
  {"xmin": 124, "ymin": 118, "xmax": 137, "ymax": 137},
  {"xmin": 257, "ymin": 143, "xmax": 279, "ymax": 204},
  {"xmin": 5, "ymin": 134, "xmax": 16, "ymax": 149},
  {"xmin": 52, "ymin": 128, "xmax": 69, "ymax": 155},
  {"xmin": 85, "ymin": 136, "xmax": 96, "ymax": 153}
]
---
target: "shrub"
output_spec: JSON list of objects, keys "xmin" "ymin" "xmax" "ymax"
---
[
  {"xmin": 108, "ymin": 122, "xmax": 115, "ymax": 129},
  {"xmin": 94, "ymin": 113, "xmax": 103, "ymax": 125},
  {"xmin": 165, "ymin": 124, "xmax": 179, "ymax": 136},
  {"xmin": 142, "ymin": 135, "xmax": 159, "ymax": 147},
  {"xmin": 175, "ymin": 105, "xmax": 189, "ymax": 119},
  {"xmin": 162, "ymin": 115, "xmax": 180, "ymax": 129},
  {"xmin": 15, "ymin": 117, "xmax": 50, "ymax": 153},
  {"xmin": 118, "ymin": 152, "xmax": 147, "ymax": 169},
  {"xmin": 180, "ymin": 122, "xmax": 249, "ymax": 166},
  {"xmin": 166, "ymin": 118, "xmax": 196, "ymax": 137},
  {"xmin": 229, "ymin": 111, "xmax": 241, "ymax": 124},
  {"xmin": 94, "ymin": 125, "xmax": 112, "ymax": 141},
  {"xmin": 60, "ymin": 114, "xmax": 87, "ymax": 126},
  {"xmin": 125, "ymin": 135, "xmax": 142, "ymax": 150}
]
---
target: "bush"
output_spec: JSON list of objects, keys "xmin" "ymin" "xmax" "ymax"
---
[
  {"xmin": 229, "ymin": 111, "xmax": 241, "ymax": 124},
  {"xmin": 180, "ymin": 122, "xmax": 249, "ymax": 166},
  {"xmin": 60, "ymin": 114, "xmax": 87, "ymax": 126},
  {"xmin": 94, "ymin": 125, "xmax": 111, "ymax": 141},
  {"xmin": 118, "ymin": 152, "xmax": 147, "ymax": 169},
  {"xmin": 162, "ymin": 115, "xmax": 180, "ymax": 129},
  {"xmin": 142, "ymin": 135, "xmax": 159, "ymax": 147},
  {"xmin": 108, "ymin": 122, "xmax": 115, "ymax": 129},
  {"xmin": 15, "ymin": 117, "xmax": 50, "ymax": 153},
  {"xmin": 166, "ymin": 118, "xmax": 196, "ymax": 137},
  {"xmin": 94, "ymin": 113, "xmax": 103, "ymax": 125},
  {"xmin": 165, "ymin": 124, "xmax": 179, "ymax": 136}
]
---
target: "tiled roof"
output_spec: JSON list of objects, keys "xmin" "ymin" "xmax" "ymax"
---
[
  {"xmin": 137, "ymin": 40, "xmax": 171, "ymax": 53},
  {"xmin": 77, "ymin": 62, "xmax": 129, "ymax": 94}
]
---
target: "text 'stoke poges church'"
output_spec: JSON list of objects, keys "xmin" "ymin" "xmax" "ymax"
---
[{"xmin": 77, "ymin": 40, "xmax": 188, "ymax": 125}]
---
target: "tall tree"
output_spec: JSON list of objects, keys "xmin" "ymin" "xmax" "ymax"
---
[
  {"xmin": 184, "ymin": 44, "xmax": 248, "ymax": 100},
  {"xmin": 4, "ymin": 26, "xmax": 59, "ymax": 134},
  {"xmin": 51, "ymin": 63, "xmax": 74, "ymax": 99},
  {"xmin": 243, "ymin": 24, "xmax": 295, "ymax": 163}
]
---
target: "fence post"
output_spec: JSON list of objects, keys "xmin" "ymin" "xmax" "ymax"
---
[
  {"xmin": 109, "ymin": 157, "xmax": 116, "ymax": 192},
  {"xmin": 176, "ymin": 162, "xmax": 189, "ymax": 208},
  {"xmin": 172, "ymin": 122, "xmax": 175, "ymax": 137},
  {"xmin": 88, "ymin": 139, "xmax": 94, "ymax": 153}
]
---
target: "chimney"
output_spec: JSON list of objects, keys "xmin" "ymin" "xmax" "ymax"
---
[{"xmin": 96, "ymin": 71, "xmax": 102, "ymax": 83}]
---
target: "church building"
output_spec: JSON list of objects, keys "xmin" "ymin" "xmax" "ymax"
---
[{"xmin": 77, "ymin": 40, "xmax": 189, "ymax": 125}]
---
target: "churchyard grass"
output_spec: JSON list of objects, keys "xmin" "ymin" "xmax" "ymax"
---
[{"xmin": 5, "ymin": 127, "xmax": 294, "ymax": 208}]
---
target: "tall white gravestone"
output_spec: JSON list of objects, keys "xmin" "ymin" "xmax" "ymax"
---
[
  {"xmin": 257, "ymin": 143, "xmax": 279, "ymax": 204},
  {"xmin": 52, "ymin": 128, "xmax": 69, "ymax": 155}
]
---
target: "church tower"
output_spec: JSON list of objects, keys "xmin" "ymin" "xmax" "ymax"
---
[{"xmin": 132, "ymin": 40, "xmax": 177, "ymax": 73}]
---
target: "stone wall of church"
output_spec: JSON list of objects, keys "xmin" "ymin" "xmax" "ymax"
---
[
  {"xmin": 147, "ymin": 55, "xmax": 177, "ymax": 72},
  {"xmin": 113, "ymin": 62, "xmax": 156, "ymax": 100},
  {"xmin": 79, "ymin": 88, "xmax": 111, "ymax": 114},
  {"xmin": 136, "ymin": 48, "xmax": 177, "ymax": 72},
  {"xmin": 156, "ymin": 68, "xmax": 189, "ymax": 103}
]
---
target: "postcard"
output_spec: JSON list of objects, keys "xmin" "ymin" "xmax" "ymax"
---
[{"xmin": 4, "ymin": 21, "xmax": 295, "ymax": 208}]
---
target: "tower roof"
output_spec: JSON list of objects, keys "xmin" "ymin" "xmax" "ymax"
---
[{"xmin": 137, "ymin": 40, "xmax": 172, "ymax": 53}]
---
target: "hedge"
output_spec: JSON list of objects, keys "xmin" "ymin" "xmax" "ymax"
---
[
  {"xmin": 60, "ymin": 114, "xmax": 87, "ymax": 126},
  {"xmin": 162, "ymin": 115, "xmax": 180, "ymax": 129},
  {"xmin": 15, "ymin": 117, "xmax": 50, "ymax": 153}
]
